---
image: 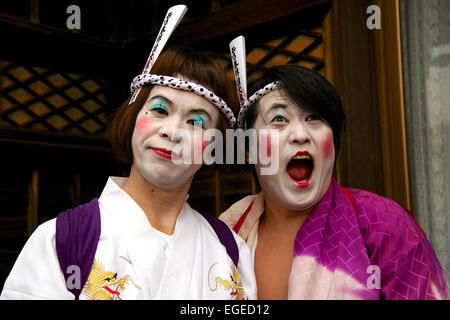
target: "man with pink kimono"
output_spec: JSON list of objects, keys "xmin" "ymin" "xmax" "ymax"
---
[{"xmin": 221, "ymin": 39, "xmax": 448, "ymax": 299}]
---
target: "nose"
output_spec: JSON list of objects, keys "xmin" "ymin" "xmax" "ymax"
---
[
  {"xmin": 288, "ymin": 120, "xmax": 310, "ymax": 145},
  {"xmin": 159, "ymin": 118, "xmax": 183, "ymax": 142}
]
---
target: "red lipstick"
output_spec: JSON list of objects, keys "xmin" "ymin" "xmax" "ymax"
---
[
  {"xmin": 152, "ymin": 148, "xmax": 177, "ymax": 160},
  {"xmin": 296, "ymin": 180, "xmax": 311, "ymax": 188}
]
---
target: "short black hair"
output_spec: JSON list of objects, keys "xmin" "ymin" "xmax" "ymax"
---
[{"xmin": 246, "ymin": 64, "xmax": 346, "ymax": 158}]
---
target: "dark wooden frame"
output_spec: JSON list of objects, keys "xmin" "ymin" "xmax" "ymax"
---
[{"xmin": 324, "ymin": 0, "xmax": 410, "ymax": 209}]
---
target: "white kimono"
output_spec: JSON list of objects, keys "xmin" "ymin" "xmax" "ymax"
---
[{"xmin": 1, "ymin": 177, "xmax": 257, "ymax": 300}]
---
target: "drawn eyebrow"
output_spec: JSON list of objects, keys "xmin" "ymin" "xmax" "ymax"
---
[
  {"xmin": 147, "ymin": 95, "xmax": 212, "ymax": 121},
  {"xmin": 189, "ymin": 109, "xmax": 212, "ymax": 121},
  {"xmin": 265, "ymin": 103, "xmax": 288, "ymax": 115},
  {"xmin": 148, "ymin": 95, "xmax": 172, "ymax": 105}
]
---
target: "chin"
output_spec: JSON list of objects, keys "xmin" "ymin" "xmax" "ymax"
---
[
  {"xmin": 137, "ymin": 167, "xmax": 175, "ymax": 186},
  {"xmin": 143, "ymin": 166, "xmax": 199, "ymax": 190},
  {"xmin": 285, "ymin": 193, "xmax": 319, "ymax": 211}
]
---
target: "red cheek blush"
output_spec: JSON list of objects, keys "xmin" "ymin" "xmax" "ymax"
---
[
  {"xmin": 265, "ymin": 134, "xmax": 272, "ymax": 158},
  {"xmin": 192, "ymin": 136, "xmax": 205, "ymax": 151},
  {"xmin": 201, "ymin": 139, "xmax": 209, "ymax": 152},
  {"xmin": 258, "ymin": 132, "xmax": 278, "ymax": 165},
  {"xmin": 197, "ymin": 134, "xmax": 213, "ymax": 152},
  {"xmin": 321, "ymin": 131, "xmax": 334, "ymax": 159},
  {"xmin": 259, "ymin": 133, "xmax": 272, "ymax": 158},
  {"xmin": 192, "ymin": 135, "xmax": 205, "ymax": 163},
  {"xmin": 135, "ymin": 116, "xmax": 152, "ymax": 134}
]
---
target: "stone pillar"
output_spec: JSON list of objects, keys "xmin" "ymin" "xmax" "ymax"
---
[{"xmin": 400, "ymin": 0, "xmax": 449, "ymax": 280}]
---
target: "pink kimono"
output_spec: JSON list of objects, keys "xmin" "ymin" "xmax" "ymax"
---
[{"xmin": 220, "ymin": 178, "xmax": 448, "ymax": 299}]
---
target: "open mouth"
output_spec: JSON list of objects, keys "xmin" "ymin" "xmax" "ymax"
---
[{"xmin": 287, "ymin": 151, "xmax": 314, "ymax": 187}]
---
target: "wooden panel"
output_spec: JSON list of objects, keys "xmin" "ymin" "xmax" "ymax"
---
[
  {"xmin": 125, "ymin": 0, "xmax": 331, "ymax": 50},
  {"xmin": 244, "ymin": 28, "xmax": 325, "ymax": 81},
  {"xmin": 26, "ymin": 171, "xmax": 39, "ymax": 236},
  {"xmin": 1, "ymin": 60, "xmax": 108, "ymax": 136},
  {"xmin": 174, "ymin": 0, "xmax": 331, "ymax": 45},
  {"xmin": 0, "ymin": 250, "xmax": 20, "ymax": 274},
  {"xmin": 323, "ymin": 0, "xmax": 385, "ymax": 194},
  {"xmin": 323, "ymin": 0, "xmax": 410, "ymax": 209},
  {"xmin": 0, "ymin": 217, "xmax": 27, "ymax": 237},
  {"xmin": 372, "ymin": 0, "xmax": 410, "ymax": 209},
  {"xmin": 0, "ymin": 11, "xmax": 121, "ymax": 88}
]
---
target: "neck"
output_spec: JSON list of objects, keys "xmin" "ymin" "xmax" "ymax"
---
[
  {"xmin": 122, "ymin": 166, "xmax": 193, "ymax": 235},
  {"xmin": 261, "ymin": 193, "xmax": 312, "ymax": 234}
]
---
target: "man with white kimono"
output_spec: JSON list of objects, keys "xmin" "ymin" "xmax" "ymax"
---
[
  {"xmin": 0, "ymin": 46, "xmax": 257, "ymax": 300},
  {"xmin": 1, "ymin": 177, "xmax": 256, "ymax": 300}
]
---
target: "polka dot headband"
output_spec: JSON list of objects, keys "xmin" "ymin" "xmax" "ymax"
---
[
  {"xmin": 130, "ymin": 74, "xmax": 236, "ymax": 127},
  {"xmin": 237, "ymin": 81, "xmax": 282, "ymax": 129}
]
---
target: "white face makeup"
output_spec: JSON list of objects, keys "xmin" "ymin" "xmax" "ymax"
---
[
  {"xmin": 253, "ymin": 90, "xmax": 335, "ymax": 211},
  {"xmin": 131, "ymin": 81, "xmax": 220, "ymax": 189}
]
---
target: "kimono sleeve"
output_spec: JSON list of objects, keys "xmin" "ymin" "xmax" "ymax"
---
[
  {"xmin": 232, "ymin": 231, "xmax": 257, "ymax": 300},
  {"xmin": 355, "ymin": 191, "xmax": 448, "ymax": 300},
  {"xmin": 0, "ymin": 219, "xmax": 73, "ymax": 300}
]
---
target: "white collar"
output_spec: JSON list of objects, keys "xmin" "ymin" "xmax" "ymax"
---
[
  {"xmin": 100, "ymin": 176, "xmax": 189, "ymax": 205},
  {"xmin": 98, "ymin": 176, "xmax": 191, "ymax": 235}
]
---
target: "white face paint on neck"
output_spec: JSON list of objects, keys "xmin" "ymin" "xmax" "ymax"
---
[
  {"xmin": 252, "ymin": 90, "xmax": 335, "ymax": 211},
  {"xmin": 131, "ymin": 80, "xmax": 220, "ymax": 190}
]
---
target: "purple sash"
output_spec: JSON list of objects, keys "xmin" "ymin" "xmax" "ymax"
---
[
  {"xmin": 199, "ymin": 211, "xmax": 239, "ymax": 268},
  {"xmin": 55, "ymin": 198, "xmax": 101, "ymax": 300}
]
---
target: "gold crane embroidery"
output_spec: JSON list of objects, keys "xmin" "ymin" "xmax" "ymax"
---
[
  {"xmin": 83, "ymin": 258, "xmax": 141, "ymax": 300},
  {"xmin": 208, "ymin": 262, "xmax": 247, "ymax": 300}
]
